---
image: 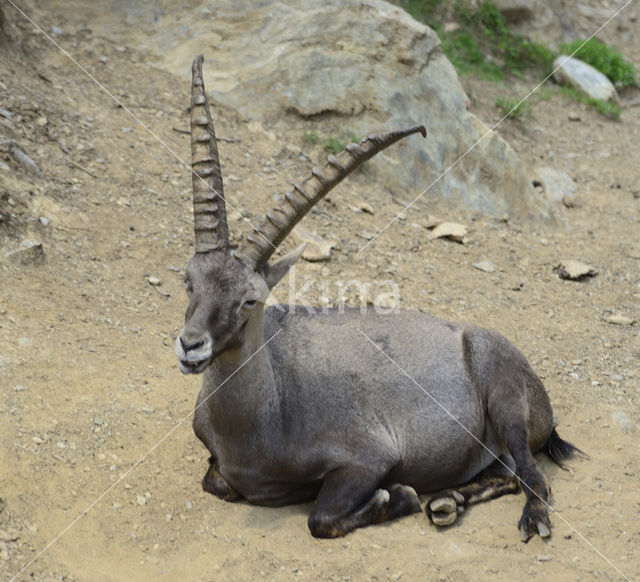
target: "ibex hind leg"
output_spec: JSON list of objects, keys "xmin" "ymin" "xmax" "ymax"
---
[
  {"xmin": 487, "ymin": 390, "xmax": 553, "ymax": 542},
  {"xmin": 202, "ymin": 456, "xmax": 241, "ymax": 502},
  {"xmin": 426, "ymin": 455, "xmax": 519, "ymax": 527},
  {"xmin": 307, "ymin": 466, "xmax": 421, "ymax": 538}
]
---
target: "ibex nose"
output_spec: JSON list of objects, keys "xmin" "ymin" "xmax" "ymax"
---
[{"xmin": 180, "ymin": 336, "xmax": 205, "ymax": 352}]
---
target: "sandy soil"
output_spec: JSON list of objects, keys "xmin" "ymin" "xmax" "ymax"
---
[{"xmin": 0, "ymin": 3, "xmax": 639, "ymax": 582}]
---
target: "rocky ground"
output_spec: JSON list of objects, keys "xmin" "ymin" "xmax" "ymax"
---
[{"xmin": 0, "ymin": 2, "xmax": 639, "ymax": 582}]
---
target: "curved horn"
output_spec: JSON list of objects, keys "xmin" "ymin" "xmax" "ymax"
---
[
  {"xmin": 234, "ymin": 125, "xmax": 427, "ymax": 269},
  {"xmin": 190, "ymin": 54, "xmax": 229, "ymax": 253}
]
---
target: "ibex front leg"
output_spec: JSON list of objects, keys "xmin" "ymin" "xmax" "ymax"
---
[
  {"xmin": 308, "ymin": 465, "xmax": 421, "ymax": 538},
  {"xmin": 202, "ymin": 456, "xmax": 241, "ymax": 501}
]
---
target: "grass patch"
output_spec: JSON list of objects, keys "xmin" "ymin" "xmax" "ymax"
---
[
  {"xmin": 495, "ymin": 97, "xmax": 531, "ymax": 119},
  {"xmin": 302, "ymin": 131, "xmax": 360, "ymax": 154},
  {"xmin": 559, "ymin": 86, "xmax": 621, "ymax": 119},
  {"xmin": 399, "ymin": 0, "xmax": 554, "ymax": 80},
  {"xmin": 302, "ymin": 130, "xmax": 321, "ymax": 145},
  {"xmin": 561, "ymin": 39, "xmax": 637, "ymax": 87},
  {"xmin": 324, "ymin": 133, "xmax": 359, "ymax": 155}
]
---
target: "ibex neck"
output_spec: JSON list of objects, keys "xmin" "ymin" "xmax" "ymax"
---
[{"xmin": 203, "ymin": 325, "xmax": 280, "ymax": 434}]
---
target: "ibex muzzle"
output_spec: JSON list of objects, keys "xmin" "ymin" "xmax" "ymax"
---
[{"xmin": 175, "ymin": 55, "xmax": 580, "ymax": 541}]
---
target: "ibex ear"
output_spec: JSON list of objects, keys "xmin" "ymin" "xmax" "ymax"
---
[{"xmin": 263, "ymin": 244, "xmax": 306, "ymax": 290}]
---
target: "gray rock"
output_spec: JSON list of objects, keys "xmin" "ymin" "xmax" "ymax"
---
[
  {"xmin": 428, "ymin": 222, "xmax": 468, "ymax": 243},
  {"xmin": 554, "ymin": 260, "xmax": 597, "ymax": 281},
  {"xmin": 553, "ymin": 55, "xmax": 617, "ymax": 102},
  {"xmin": 612, "ymin": 412, "xmax": 635, "ymax": 432},
  {"xmin": 292, "ymin": 226, "xmax": 336, "ymax": 262},
  {"xmin": 535, "ymin": 166, "xmax": 577, "ymax": 204},
  {"xmin": 59, "ymin": 0, "xmax": 551, "ymax": 221},
  {"xmin": 604, "ymin": 313, "xmax": 635, "ymax": 326},
  {"xmin": 473, "ymin": 260, "xmax": 495, "ymax": 273},
  {"xmin": 5, "ymin": 240, "xmax": 45, "ymax": 265}
]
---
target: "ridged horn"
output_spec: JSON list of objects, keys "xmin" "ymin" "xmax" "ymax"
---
[
  {"xmin": 234, "ymin": 125, "xmax": 427, "ymax": 269},
  {"xmin": 190, "ymin": 54, "xmax": 229, "ymax": 253}
]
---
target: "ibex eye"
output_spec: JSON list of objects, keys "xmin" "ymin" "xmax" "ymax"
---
[{"xmin": 244, "ymin": 299, "xmax": 258, "ymax": 308}]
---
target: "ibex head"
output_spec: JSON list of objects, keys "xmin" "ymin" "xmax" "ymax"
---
[{"xmin": 176, "ymin": 55, "xmax": 426, "ymax": 375}]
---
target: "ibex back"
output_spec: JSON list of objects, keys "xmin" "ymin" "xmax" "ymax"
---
[{"xmin": 176, "ymin": 55, "xmax": 579, "ymax": 540}]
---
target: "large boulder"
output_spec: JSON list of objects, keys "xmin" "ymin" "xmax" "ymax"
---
[{"xmin": 47, "ymin": 0, "xmax": 551, "ymax": 220}]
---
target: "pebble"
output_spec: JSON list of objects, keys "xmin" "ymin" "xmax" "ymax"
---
[
  {"xmin": 554, "ymin": 260, "xmax": 597, "ymax": 281},
  {"xmin": 537, "ymin": 555, "xmax": 553, "ymax": 562},
  {"xmin": 472, "ymin": 260, "xmax": 495, "ymax": 273},
  {"xmin": 0, "ymin": 528, "xmax": 19, "ymax": 542},
  {"xmin": 185, "ymin": 500, "xmax": 193, "ymax": 510},
  {"xmin": 604, "ymin": 314, "xmax": 635, "ymax": 326},
  {"xmin": 355, "ymin": 200, "xmax": 374, "ymax": 214},
  {"xmin": 428, "ymin": 222, "xmax": 468, "ymax": 243},
  {"xmin": 147, "ymin": 276, "xmax": 161, "ymax": 286},
  {"xmin": 32, "ymin": 436, "xmax": 43, "ymax": 444},
  {"xmin": 568, "ymin": 111, "xmax": 581, "ymax": 121},
  {"xmin": 136, "ymin": 495, "xmax": 147, "ymax": 506},
  {"xmin": 292, "ymin": 226, "xmax": 336, "ymax": 261},
  {"xmin": 6, "ymin": 240, "xmax": 45, "ymax": 265},
  {"xmin": 612, "ymin": 412, "xmax": 634, "ymax": 432}
]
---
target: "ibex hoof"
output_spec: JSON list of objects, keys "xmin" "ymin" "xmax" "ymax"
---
[
  {"xmin": 426, "ymin": 490, "xmax": 465, "ymax": 527},
  {"xmin": 518, "ymin": 501, "xmax": 551, "ymax": 542}
]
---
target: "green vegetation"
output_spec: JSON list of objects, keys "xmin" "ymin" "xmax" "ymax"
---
[
  {"xmin": 561, "ymin": 39, "xmax": 637, "ymax": 87},
  {"xmin": 495, "ymin": 97, "xmax": 531, "ymax": 119},
  {"xmin": 303, "ymin": 131, "xmax": 360, "ymax": 154},
  {"xmin": 397, "ymin": 0, "xmax": 633, "ymax": 119},
  {"xmin": 399, "ymin": 0, "xmax": 553, "ymax": 80},
  {"xmin": 559, "ymin": 86, "xmax": 621, "ymax": 120},
  {"xmin": 302, "ymin": 130, "xmax": 321, "ymax": 145}
]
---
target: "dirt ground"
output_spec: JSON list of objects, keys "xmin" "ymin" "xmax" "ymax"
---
[{"xmin": 0, "ymin": 2, "xmax": 639, "ymax": 582}]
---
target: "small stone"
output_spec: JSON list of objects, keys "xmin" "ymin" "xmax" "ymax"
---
[
  {"xmin": 136, "ymin": 495, "xmax": 147, "ymax": 506},
  {"xmin": 39, "ymin": 216, "xmax": 50, "ymax": 227},
  {"xmin": 473, "ymin": 260, "xmax": 495, "ymax": 273},
  {"xmin": 185, "ymin": 500, "xmax": 193, "ymax": 510},
  {"xmin": 612, "ymin": 412, "xmax": 634, "ymax": 432},
  {"xmin": 0, "ymin": 528, "xmax": 19, "ymax": 542},
  {"xmin": 32, "ymin": 436, "xmax": 43, "ymax": 444},
  {"xmin": 428, "ymin": 222, "xmax": 468, "ymax": 243},
  {"xmin": 147, "ymin": 276, "xmax": 161, "ymax": 286},
  {"xmin": 113, "ymin": 502, "xmax": 122, "ymax": 509},
  {"xmin": 568, "ymin": 111, "xmax": 581, "ymax": 121},
  {"xmin": 35, "ymin": 116, "xmax": 48, "ymax": 127},
  {"xmin": 5, "ymin": 240, "xmax": 45, "ymax": 265},
  {"xmin": 51, "ymin": 26, "xmax": 63, "ymax": 35},
  {"xmin": 355, "ymin": 200, "xmax": 374, "ymax": 214},
  {"xmin": 292, "ymin": 226, "xmax": 336, "ymax": 261},
  {"xmin": 537, "ymin": 555, "xmax": 553, "ymax": 562},
  {"xmin": 554, "ymin": 260, "xmax": 597, "ymax": 281},
  {"xmin": 14, "ymin": 385, "xmax": 24, "ymax": 392},
  {"xmin": 99, "ymin": 56, "xmax": 108, "ymax": 64},
  {"xmin": 604, "ymin": 314, "xmax": 635, "ymax": 326}
]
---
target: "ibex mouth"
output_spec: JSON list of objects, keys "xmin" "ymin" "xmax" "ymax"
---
[
  {"xmin": 175, "ymin": 334, "xmax": 213, "ymax": 375},
  {"xmin": 179, "ymin": 356, "xmax": 211, "ymax": 375}
]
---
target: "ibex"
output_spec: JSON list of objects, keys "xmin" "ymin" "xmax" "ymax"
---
[{"xmin": 176, "ymin": 55, "xmax": 579, "ymax": 541}]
